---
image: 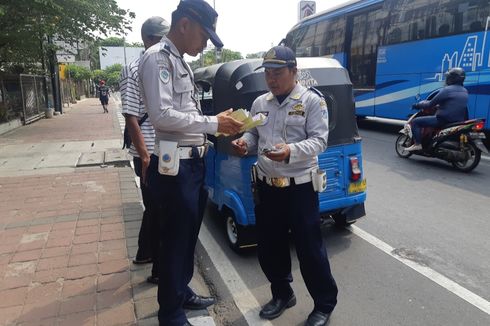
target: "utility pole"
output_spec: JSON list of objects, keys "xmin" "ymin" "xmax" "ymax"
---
[
  {"xmin": 47, "ymin": 36, "xmax": 62, "ymax": 113},
  {"xmin": 123, "ymin": 37, "xmax": 127, "ymax": 66}
]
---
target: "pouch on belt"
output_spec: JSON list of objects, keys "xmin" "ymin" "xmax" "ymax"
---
[
  {"xmin": 158, "ymin": 140, "xmax": 180, "ymax": 176},
  {"xmin": 311, "ymin": 168, "xmax": 327, "ymax": 192}
]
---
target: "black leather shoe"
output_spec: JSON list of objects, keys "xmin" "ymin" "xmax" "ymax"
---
[
  {"xmin": 182, "ymin": 322, "xmax": 194, "ymax": 326},
  {"xmin": 183, "ymin": 295, "xmax": 216, "ymax": 310},
  {"xmin": 305, "ymin": 310, "xmax": 331, "ymax": 326},
  {"xmin": 259, "ymin": 294, "xmax": 296, "ymax": 320}
]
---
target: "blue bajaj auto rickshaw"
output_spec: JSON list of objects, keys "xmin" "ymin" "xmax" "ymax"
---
[{"xmin": 195, "ymin": 58, "xmax": 367, "ymax": 252}]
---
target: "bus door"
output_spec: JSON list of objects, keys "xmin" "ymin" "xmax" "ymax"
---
[{"xmin": 345, "ymin": 8, "xmax": 385, "ymax": 117}]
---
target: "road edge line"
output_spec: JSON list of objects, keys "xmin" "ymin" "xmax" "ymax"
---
[
  {"xmin": 199, "ymin": 223, "xmax": 273, "ymax": 326},
  {"xmin": 351, "ymin": 225, "xmax": 490, "ymax": 315}
]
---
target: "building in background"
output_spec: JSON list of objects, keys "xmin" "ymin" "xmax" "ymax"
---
[{"xmin": 99, "ymin": 47, "xmax": 144, "ymax": 69}]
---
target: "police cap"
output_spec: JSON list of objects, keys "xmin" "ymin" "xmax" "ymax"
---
[
  {"xmin": 174, "ymin": 0, "xmax": 223, "ymax": 48},
  {"xmin": 256, "ymin": 46, "xmax": 297, "ymax": 70}
]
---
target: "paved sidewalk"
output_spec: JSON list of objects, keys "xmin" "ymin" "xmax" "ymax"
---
[{"xmin": 0, "ymin": 99, "xmax": 215, "ymax": 326}]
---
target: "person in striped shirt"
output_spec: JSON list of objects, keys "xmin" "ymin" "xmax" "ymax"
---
[{"xmin": 120, "ymin": 16, "xmax": 170, "ymax": 284}]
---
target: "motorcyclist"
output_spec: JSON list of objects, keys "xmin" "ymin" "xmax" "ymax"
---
[{"xmin": 405, "ymin": 67, "xmax": 468, "ymax": 151}]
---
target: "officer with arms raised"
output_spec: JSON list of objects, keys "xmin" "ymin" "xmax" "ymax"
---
[
  {"xmin": 232, "ymin": 46, "xmax": 338, "ymax": 326},
  {"xmin": 138, "ymin": 1, "xmax": 243, "ymax": 325}
]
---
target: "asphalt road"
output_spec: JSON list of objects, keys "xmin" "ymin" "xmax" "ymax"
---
[{"xmin": 197, "ymin": 119, "xmax": 490, "ymax": 326}]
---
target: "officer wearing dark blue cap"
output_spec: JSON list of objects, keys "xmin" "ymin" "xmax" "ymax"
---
[
  {"xmin": 233, "ymin": 46, "xmax": 338, "ymax": 326},
  {"xmin": 139, "ymin": 1, "xmax": 243, "ymax": 325}
]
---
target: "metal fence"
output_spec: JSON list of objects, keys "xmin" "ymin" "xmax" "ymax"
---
[
  {"xmin": 0, "ymin": 75, "xmax": 24, "ymax": 123},
  {"xmin": 0, "ymin": 74, "xmax": 54, "ymax": 125},
  {"xmin": 20, "ymin": 74, "xmax": 53, "ymax": 124}
]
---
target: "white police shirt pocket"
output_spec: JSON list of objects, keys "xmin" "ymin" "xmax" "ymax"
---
[
  {"xmin": 256, "ymin": 111, "xmax": 270, "ymax": 127},
  {"xmin": 173, "ymin": 66, "xmax": 194, "ymax": 106},
  {"xmin": 285, "ymin": 112, "xmax": 307, "ymax": 142}
]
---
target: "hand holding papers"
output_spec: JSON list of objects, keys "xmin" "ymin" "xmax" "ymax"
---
[{"xmin": 216, "ymin": 109, "xmax": 265, "ymax": 136}]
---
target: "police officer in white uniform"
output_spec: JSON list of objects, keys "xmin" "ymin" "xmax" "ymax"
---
[
  {"xmin": 232, "ymin": 46, "xmax": 338, "ymax": 326},
  {"xmin": 138, "ymin": 1, "xmax": 243, "ymax": 325}
]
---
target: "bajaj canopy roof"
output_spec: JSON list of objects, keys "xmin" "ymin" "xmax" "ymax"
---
[{"xmin": 194, "ymin": 57, "xmax": 359, "ymax": 146}]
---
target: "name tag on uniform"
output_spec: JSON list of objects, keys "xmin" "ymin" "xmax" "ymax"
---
[
  {"xmin": 288, "ymin": 111, "xmax": 305, "ymax": 117},
  {"xmin": 158, "ymin": 141, "xmax": 179, "ymax": 176}
]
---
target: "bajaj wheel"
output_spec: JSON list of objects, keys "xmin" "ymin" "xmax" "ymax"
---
[
  {"xmin": 451, "ymin": 142, "xmax": 481, "ymax": 172},
  {"xmin": 224, "ymin": 210, "xmax": 244, "ymax": 253},
  {"xmin": 395, "ymin": 134, "xmax": 413, "ymax": 158},
  {"xmin": 332, "ymin": 213, "xmax": 356, "ymax": 228}
]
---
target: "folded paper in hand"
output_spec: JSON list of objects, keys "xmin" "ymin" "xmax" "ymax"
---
[{"xmin": 216, "ymin": 109, "xmax": 266, "ymax": 136}]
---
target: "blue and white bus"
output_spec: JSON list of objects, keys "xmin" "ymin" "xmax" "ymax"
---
[{"xmin": 284, "ymin": 0, "xmax": 490, "ymax": 131}]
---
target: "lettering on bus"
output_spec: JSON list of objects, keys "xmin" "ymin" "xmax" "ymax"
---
[{"xmin": 297, "ymin": 69, "xmax": 318, "ymax": 87}]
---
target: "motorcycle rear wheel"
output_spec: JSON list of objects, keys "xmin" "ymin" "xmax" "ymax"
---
[
  {"xmin": 451, "ymin": 142, "xmax": 481, "ymax": 172},
  {"xmin": 395, "ymin": 134, "xmax": 413, "ymax": 158}
]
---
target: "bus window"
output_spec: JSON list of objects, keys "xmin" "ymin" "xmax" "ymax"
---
[
  {"xmin": 437, "ymin": 0, "xmax": 490, "ymax": 35},
  {"xmin": 385, "ymin": 0, "xmax": 439, "ymax": 44},
  {"xmin": 296, "ymin": 24, "xmax": 317, "ymax": 57},
  {"xmin": 311, "ymin": 17, "xmax": 346, "ymax": 56},
  {"xmin": 325, "ymin": 17, "xmax": 346, "ymax": 55},
  {"xmin": 347, "ymin": 8, "xmax": 386, "ymax": 89}
]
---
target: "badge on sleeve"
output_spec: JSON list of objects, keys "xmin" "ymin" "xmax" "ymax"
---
[
  {"xmin": 322, "ymin": 109, "xmax": 329, "ymax": 121},
  {"xmin": 159, "ymin": 67, "xmax": 170, "ymax": 84}
]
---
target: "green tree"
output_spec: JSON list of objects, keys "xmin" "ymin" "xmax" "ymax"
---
[
  {"xmin": 246, "ymin": 52, "xmax": 265, "ymax": 59},
  {"xmin": 129, "ymin": 42, "xmax": 144, "ymax": 48},
  {"xmin": 0, "ymin": 0, "xmax": 134, "ymax": 73},
  {"xmin": 189, "ymin": 48, "xmax": 243, "ymax": 69},
  {"xmin": 99, "ymin": 37, "xmax": 126, "ymax": 47},
  {"xmin": 92, "ymin": 69, "xmax": 107, "ymax": 85},
  {"xmin": 65, "ymin": 65, "xmax": 91, "ymax": 81},
  {"xmin": 220, "ymin": 49, "xmax": 242, "ymax": 62},
  {"xmin": 99, "ymin": 64, "xmax": 123, "ymax": 89}
]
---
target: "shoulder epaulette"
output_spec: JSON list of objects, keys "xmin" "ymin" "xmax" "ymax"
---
[
  {"xmin": 308, "ymin": 86, "xmax": 324, "ymax": 99},
  {"xmin": 160, "ymin": 43, "xmax": 171, "ymax": 55}
]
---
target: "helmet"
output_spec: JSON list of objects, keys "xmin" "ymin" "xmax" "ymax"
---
[{"xmin": 445, "ymin": 67, "xmax": 465, "ymax": 85}]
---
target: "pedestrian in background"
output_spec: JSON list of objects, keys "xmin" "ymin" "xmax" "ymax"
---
[
  {"xmin": 120, "ymin": 16, "xmax": 170, "ymax": 284},
  {"xmin": 138, "ymin": 0, "xmax": 243, "ymax": 325},
  {"xmin": 98, "ymin": 80, "xmax": 110, "ymax": 113},
  {"xmin": 232, "ymin": 46, "xmax": 338, "ymax": 326}
]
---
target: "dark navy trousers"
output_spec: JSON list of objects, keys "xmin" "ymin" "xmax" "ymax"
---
[
  {"xmin": 411, "ymin": 115, "xmax": 443, "ymax": 144},
  {"xmin": 255, "ymin": 180, "xmax": 338, "ymax": 314},
  {"xmin": 148, "ymin": 155, "xmax": 208, "ymax": 326}
]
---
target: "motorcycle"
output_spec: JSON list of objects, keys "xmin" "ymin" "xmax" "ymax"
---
[{"xmin": 395, "ymin": 99, "xmax": 488, "ymax": 172}]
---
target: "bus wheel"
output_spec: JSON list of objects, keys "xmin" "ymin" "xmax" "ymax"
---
[
  {"xmin": 224, "ymin": 210, "xmax": 244, "ymax": 253},
  {"xmin": 332, "ymin": 213, "xmax": 356, "ymax": 228},
  {"xmin": 395, "ymin": 134, "xmax": 413, "ymax": 158}
]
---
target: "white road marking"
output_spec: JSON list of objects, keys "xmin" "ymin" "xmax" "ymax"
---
[
  {"xmin": 199, "ymin": 223, "xmax": 273, "ymax": 326},
  {"xmin": 351, "ymin": 225, "xmax": 490, "ymax": 315}
]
